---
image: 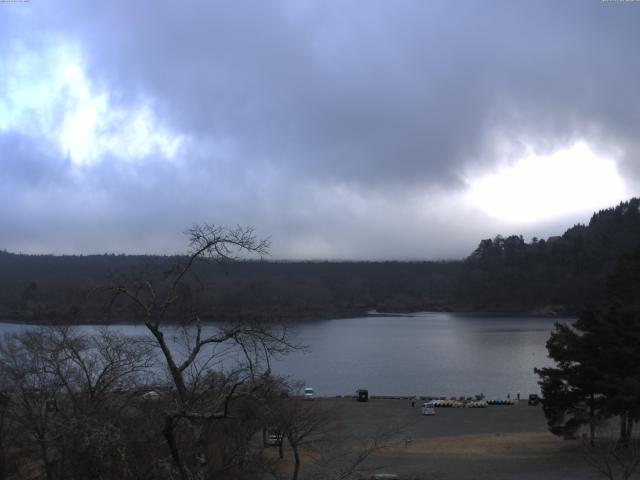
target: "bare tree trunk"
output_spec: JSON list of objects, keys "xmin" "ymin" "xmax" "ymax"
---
[
  {"xmin": 39, "ymin": 439, "xmax": 54, "ymax": 480},
  {"xmin": 279, "ymin": 439, "xmax": 284, "ymax": 460},
  {"xmin": 0, "ymin": 408, "xmax": 6, "ymax": 480},
  {"xmin": 57, "ymin": 446, "xmax": 66, "ymax": 480},
  {"xmin": 590, "ymin": 393, "xmax": 596, "ymax": 447},
  {"xmin": 164, "ymin": 415, "xmax": 189, "ymax": 480},
  {"xmin": 147, "ymin": 324, "xmax": 188, "ymax": 402},
  {"xmin": 292, "ymin": 444, "xmax": 301, "ymax": 480},
  {"xmin": 621, "ymin": 412, "xmax": 629, "ymax": 447}
]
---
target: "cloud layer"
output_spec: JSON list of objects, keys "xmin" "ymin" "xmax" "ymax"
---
[{"xmin": 1, "ymin": 0, "xmax": 639, "ymax": 259}]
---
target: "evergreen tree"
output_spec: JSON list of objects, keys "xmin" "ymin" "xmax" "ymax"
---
[
  {"xmin": 535, "ymin": 308, "xmax": 605, "ymax": 444},
  {"xmin": 537, "ymin": 247, "xmax": 640, "ymax": 444}
]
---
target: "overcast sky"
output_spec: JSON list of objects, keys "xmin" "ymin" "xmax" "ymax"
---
[{"xmin": 1, "ymin": 0, "xmax": 639, "ymax": 260}]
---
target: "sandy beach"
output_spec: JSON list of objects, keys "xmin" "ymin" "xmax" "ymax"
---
[{"xmin": 300, "ymin": 398, "xmax": 602, "ymax": 479}]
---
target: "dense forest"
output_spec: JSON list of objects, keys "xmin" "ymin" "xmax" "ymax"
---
[
  {"xmin": 2, "ymin": 198, "xmax": 640, "ymax": 323},
  {"xmin": 456, "ymin": 197, "xmax": 640, "ymax": 314}
]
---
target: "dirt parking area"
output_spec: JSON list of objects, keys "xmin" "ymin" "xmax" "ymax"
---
[{"xmin": 314, "ymin": 398, "xmax": 601, "ymax": 480}]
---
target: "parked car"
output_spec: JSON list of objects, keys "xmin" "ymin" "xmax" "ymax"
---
[
  {"xmin": 421, "ymin": 401, "xmax": 436, "ymax": 416},
  {"xmin": 528, "ymin": 394, "xmax": 541, "ymax": 406},
  {"xmin": 142, "ymin": 390, "xmax": 161, "ymax": 401},
  {"xmin": 265, "ymin": 430, "xmax": 283, "ymax": 446},
  {"xmin": 303, "ymin": 387, "xmax": 315, "ymax": 400}
]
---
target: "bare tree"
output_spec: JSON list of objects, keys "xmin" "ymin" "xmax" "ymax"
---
[
  {"xmin": 0, "ymin": 330, "xmax": 66, "ymax": 480},
  {"xmin": 287, "ymin": 405, "xmax": 332, "ymax": 480},
  {"xmin": 265, "ymin": 395, "xmax": 400, "ymax": 480},
  {"xmin": 307, "ymin": 428, "xmax": 399, "ymax": 480},
  {"xmin": 42, "ymin": 326, "xmax": 156, "ymax": 414},
  {"xmin": 0, "ymin": 390, "xmax": 10, "ymax": 480},
  {"xmin": 266, "ymin": 396, "xmax": 333, "ymax": 480},
  {"xmin": 583, "ymin": 428, "xmax": 640, "ymax": 480},
  {"xmin": 109, "ymin": 224, "xmax": 298, "ymax": 479},
  {"xmin": 0, "ymin": 327, "xmax": 157, "ymax": 480}
]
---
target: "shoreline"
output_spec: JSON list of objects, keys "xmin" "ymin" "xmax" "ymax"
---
[{"xmin": 0, "ymin": 307, "xmax": 574, "ymax": 326}]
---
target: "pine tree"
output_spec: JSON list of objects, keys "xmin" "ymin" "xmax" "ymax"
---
[
  {"xmin": 536, "ymin": 247, "xmax": 640, "ymax": 444},
  {"xmin": 535, "ymin": 308, "xmax": 605, "ymax": 444}
]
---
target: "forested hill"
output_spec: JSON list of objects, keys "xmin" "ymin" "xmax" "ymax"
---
[
  {"xmin": 455, "ymin": 197, "xmax": 640, "ymax": 314},
  {"xmin": 1, "ymin": 198, "xmax": 640, "ymax": 323},
  {"xmin": 0, "ymin": 252, "xmax": 459, "ymax": 323}
]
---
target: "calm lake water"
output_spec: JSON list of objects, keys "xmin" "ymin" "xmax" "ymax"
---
[{"xmin": 0, "ymin": 312, "xmax": 569, "ymax": 398}]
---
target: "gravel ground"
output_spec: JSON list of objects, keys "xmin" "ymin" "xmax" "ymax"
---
[{"xmin": 314, "ymin": 398, "xmax": 604, "ymax": 480}]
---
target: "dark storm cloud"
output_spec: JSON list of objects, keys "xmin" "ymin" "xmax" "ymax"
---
[
  {"xmin": 32, "ymin": 0, "xmax": 638, "ymax": 186},
  {"xmin": 1, "ymin": 0, "xmax": 639, "ymax": 258}
]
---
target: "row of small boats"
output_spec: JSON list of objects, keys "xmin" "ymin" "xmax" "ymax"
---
[{"xmin": 425, "ymin": 397, "xmax": 517, "ymax": 408}]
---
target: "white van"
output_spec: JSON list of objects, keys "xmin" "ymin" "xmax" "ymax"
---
[
  {"xmin": 303, "ymin": 387, "xmax": 315, "ymax": 400},
  {"xmin": 421, "ymin": 401, "xmax": 436, "ymax": 416}
]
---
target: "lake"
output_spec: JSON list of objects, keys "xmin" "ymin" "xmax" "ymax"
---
[{"xmin": 0, "ymin": 312, "xmax": 569, "ymax": 398}]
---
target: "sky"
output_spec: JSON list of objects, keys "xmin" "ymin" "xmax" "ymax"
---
[{"xmin": 1, "ymin": 0, "xmax": 639, "ymax": 260}]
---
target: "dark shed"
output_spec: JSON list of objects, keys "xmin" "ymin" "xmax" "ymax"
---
[{"xmin": 357, "ymin": 389, "xmax": 369, "ymax": 402}]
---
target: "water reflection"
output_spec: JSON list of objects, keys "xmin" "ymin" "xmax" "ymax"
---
[
  {"xmin": 273, "ymin": 313, "xmax": 571, "ymax": 397},
  {"xmin": 0, "ymin": 313, "xmax": 571, "ymax": 397}
]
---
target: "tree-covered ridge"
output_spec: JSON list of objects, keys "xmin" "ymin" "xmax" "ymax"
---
[
  {"xmin": 456, "ymin": 198, "xmax": 640, "ymax": 314},
  {"xmin": 0, "ymin": 252, "xmax": 459, "ymax": 323},
  {"xmin": 2, "ymin": 198, "xmax": 640, "ymax": 323}
]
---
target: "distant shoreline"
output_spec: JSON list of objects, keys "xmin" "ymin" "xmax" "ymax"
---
[{"xmin": 0, "ymin": 307, "xmax": 574, "ymax": 326}]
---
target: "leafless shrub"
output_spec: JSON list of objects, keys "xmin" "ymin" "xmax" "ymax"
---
[
  {"xmin": 0, "ymin": 326, "xmax": 156, "ymax": 480},
  {"xmin": 582, "ymin": 427, "xmax": 640, "ymax": 480}
]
